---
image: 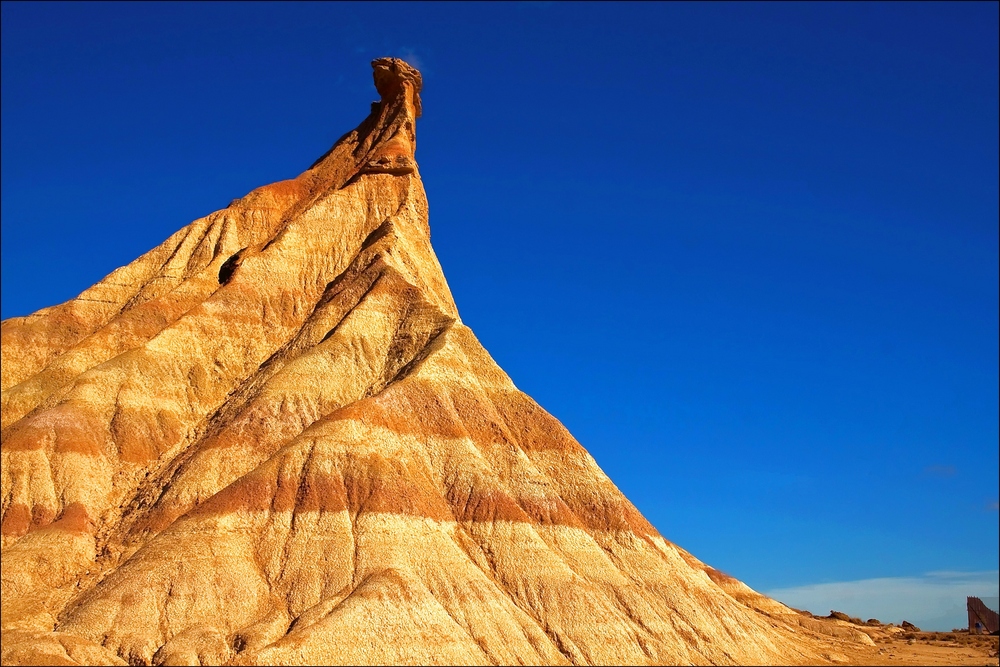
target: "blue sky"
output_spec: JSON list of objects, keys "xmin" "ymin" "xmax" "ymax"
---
[{"xmin": 2, "ymin": 2, "xmax": 997, "ymax": 629}]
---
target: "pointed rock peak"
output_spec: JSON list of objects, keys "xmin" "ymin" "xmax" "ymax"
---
[
  {"xmin": 355, "ymin": 57, "xmax": 422, "ymax": 176},
  {"xmin": 304, "ymin": 57, "xmax": 423, "ymax": 179},
  {"xmin": 372, "ymin": 57, "xmax": 423, "ymax": 117}
]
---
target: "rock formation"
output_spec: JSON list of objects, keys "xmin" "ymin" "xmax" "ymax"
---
[{"xmin": 1, "ymin": 58, "xmax": 875, "ymax": 666}]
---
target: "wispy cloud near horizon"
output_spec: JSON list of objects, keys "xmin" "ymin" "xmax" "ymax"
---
[
  {"xmin": 766, "ymin": 570, "xmax": 1000, "ymax": 631},
  {"xmin": 396, "ymin": 48, "xmax": 425, "ymax": 73}
]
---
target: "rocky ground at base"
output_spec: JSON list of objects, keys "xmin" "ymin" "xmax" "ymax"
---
[{"xmin": 792, "ymin": 610, "xmax": 1000, "ymax": 666}]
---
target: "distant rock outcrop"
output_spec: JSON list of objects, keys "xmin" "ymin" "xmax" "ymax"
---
[{"xmin": 1, "ymin": 58, "xmax": 872, "ymax": 665}]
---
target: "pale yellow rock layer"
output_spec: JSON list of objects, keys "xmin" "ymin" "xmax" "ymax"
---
[{"xmin": 1, "ymin": 58, "xmax": 875, "ymax": 665}]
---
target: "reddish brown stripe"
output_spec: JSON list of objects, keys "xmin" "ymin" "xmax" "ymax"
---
[
  {"xmin": 460, "ymin": 489, "xmax": 588, "ymax": 529},
  {"xmin": 2, "ymin": 502, "xmax": 98, "ymax": 539},
  {"xmin": 2, "ymin": 404, "xmax": 106, "ymax": 456},
  {"xmin": 2, "ymin": 304, "xmax": 105, "ymax": 387},
  {"xmin": 562, "ymin": 494, "xmax": 657, "ymax": 536},
  {"xmin": 332, "ymin": 384, "xmax": 465, "ymax": 439},
  {"xmin": 0, "ymin": 503, "xmax": 31, "ymax": 536},
  {"xmin": 445, "ymin": 484, "xmax": 531, "ymax": 524},
  {"xmin": 1, "ymin": 503, "xmax": 57, "ymax": 538},
  {"xmin": 255, "ymin": 177, "xmax": 310, "ymax": 201},
  {"xmin": 2, "ymin": 400, "xmax": 185, "ymax": 465},
  {"xmin": 490, "ymin": 389, "xmax": 583, "ymax": 454},
  {"xmin": 194, "ymin": 453, "xmax": 453, "ymax": 522},
  {"xmin": 329, "ymin": 379, "xmax": 583, "ymax": 458},
  {"xmin": 189, "ymin": 461, "xmax": 653, "ymax": 537},
  {"xmin": 110, "ymin": 406, "xmax": 184, "ymax": 464},
  {"xmin": 50, "ymin": 502, "xmax": 96, "ymax": 534}
]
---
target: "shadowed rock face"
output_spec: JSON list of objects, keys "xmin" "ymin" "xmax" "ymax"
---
[{"xmin": 2, "ymin": 58, "xmax": 863, "ymax": 666}]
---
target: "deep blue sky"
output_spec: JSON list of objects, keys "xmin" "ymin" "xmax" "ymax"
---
[{"xmin": 2, "ymin": 2, "xmax": 997, "ymax": 619}]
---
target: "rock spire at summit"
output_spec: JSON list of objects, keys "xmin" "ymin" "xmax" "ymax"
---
[{"xmin": 357, "ymin": 57, "xmax": 422, "ymax": 176}]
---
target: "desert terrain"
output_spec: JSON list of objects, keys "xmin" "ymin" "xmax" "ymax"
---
[
  {"xmin": 874, "ymin": 631, "xmax": 998, "ymax": 666},
  {"xmin": 799, "ymin": 609, "xmax": 999, "ymax": 666},
  {"xmin": 1, "ymin": 57, "xmax": 991, "ymax": 667}
]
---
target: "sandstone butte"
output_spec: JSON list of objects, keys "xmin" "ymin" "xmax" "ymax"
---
[{"xmin": 0, "ymin": 59, "xmax": 881, "ymax": 666}]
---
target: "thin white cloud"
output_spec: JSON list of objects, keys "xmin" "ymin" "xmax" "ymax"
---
[
  {"xmin": 397, "ymin": 49, "xmax": 425, "ymax": 73},
  {"xmin": 766, "ymin": 570, "xmax": 999, "ymax": 631}
]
